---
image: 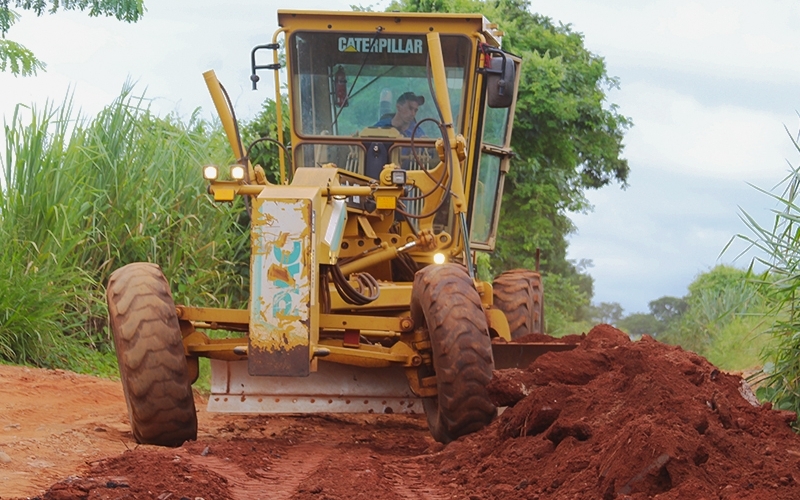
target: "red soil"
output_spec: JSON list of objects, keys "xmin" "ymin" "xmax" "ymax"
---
[
  {"xmin": 434, "ymin": 324, "xmax": 800, "ymax": 499},
  {"xmin": 4, "ymin": 324, "xmax": 800, "ymax": 499}
]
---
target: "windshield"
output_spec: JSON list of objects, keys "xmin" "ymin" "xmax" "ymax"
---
[{"xmin": 289, "ymin": 32, "xmax": 472, "ymax": 138}]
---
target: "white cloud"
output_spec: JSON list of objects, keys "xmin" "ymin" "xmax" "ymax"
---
[
  {"xmin": 663, "ymin": 2, "xmax": 739, "ymax": 40},
  {"xmin": 616, "ymin": 82, "xmax": 795, "ymax": 181},
  {"xmin": 535, "ymin": 0, "xmax": 800, "ymax": 83},
  {"xmin": 567, "ymin": 163, "xmax": 787, "ymax": 313},
  {"xmin": 14, "ymin": 15, "xmax": 112, "ymax": 65}
]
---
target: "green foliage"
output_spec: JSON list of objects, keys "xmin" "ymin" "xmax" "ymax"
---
[
  {"xmin": 0, "ymin": 0, "xmax": 144, "ymax": 76},
  {"xmin": 0, "ymin": 9, "xmax": 44, "ymax": 75},
  {"xmin": 491, "ymin": 1, "xmax": 630, "ymax": 280},
  {"xmin": 475, "ymin": 252, "xmax": 492, "ymax": 282},
  {"xmin": 241, "ymin": 95, "xmax": 291, "ymax": 184},
  {"xmin": 735, "ymin": 131, "xmax": 800, "ymax": 411},
  {"xmin": 0, "ymin": 239, "xmax": 78, "ymax": 364},
  {"xmin": 613, "ymin": 268, "xmax": 767, "ymax": 371},
  {"xmin": 705, "ymin": 315, "xmax": 771, "ymax": 372},
  {"xmin": 541, "ymin": 271, "xmax": 589, "ymax": 335},
  {"xmin": 660, "ymin": 265, "xmax": 765, "ymax": 355},
  {"xmin": 615, "ymin": 296, "xmax": 687, "ymax": 338},
  {"xmin": 649, "ymin": 296, "xmax": 688, "ymax": 323},
  {"xmin": 0, "ymin": 86, "xmax": 248, "ymax": 371},
  {"xmin": 1, "ymin": 1, "xmax": 144, "ymax": 31},
  {"xmin": 617, "ymin": 313, "xmax": 662, "ymax": 337},
  {"xmin": 393, "ymin": 0, "xmax": 630, "ymax": 261},
  {"xmin": 585, "ymin": 301, "xmax": 623, "ymax": 325}
]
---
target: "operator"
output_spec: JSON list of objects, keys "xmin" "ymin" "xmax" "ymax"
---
[{"xmin": 374, "ymin": 92, "xmax": 426, "ymax": 138}]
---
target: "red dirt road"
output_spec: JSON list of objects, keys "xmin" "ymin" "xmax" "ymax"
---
[
  {"xmin": 3, "ymin": 325, "xmax": 800, "ymax": 499},
  {"xmin": 0, "ymin": 364, "xmax": 451, "ymax": 500},
  {"xmin": 0, "ymin": 365, "xmax": 132, "ymax": 498}
]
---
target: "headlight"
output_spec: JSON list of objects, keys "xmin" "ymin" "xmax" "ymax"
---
[
  {"xmin": 433, "ymin": 252, "xmax": 446, "ymax": 265},
  {"xmin": 391, "ymin": 169, "xmax": 407, "ymax": 185},
  {"xmin": 230, "ymin": 165, "xmax": 246, "ymax": 180},
  {"xmin": 203, "ymin": 165, "xmax": 219, "ymax": 180}
]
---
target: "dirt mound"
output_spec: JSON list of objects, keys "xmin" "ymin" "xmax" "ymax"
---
[
  {"xmin": 513, "ymin": 332, "xmax": 586, "ymax": 344},
  {"xmin": 431, "ymin": 324, "xmax": 800, "ymax": 499},
  {"xmin": 9, "ymin": 325, "xmax": 800, "ymax": 499},
  {"xmin": 41, "ymin": 450, "xmax": 231, "ymax": 500}
]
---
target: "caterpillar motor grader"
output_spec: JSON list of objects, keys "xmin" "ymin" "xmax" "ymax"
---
[{"xmin": 107, "ymin": 10, "xmax": 568, "ymax": 447}]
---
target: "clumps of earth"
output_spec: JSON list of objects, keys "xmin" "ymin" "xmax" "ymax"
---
[
  {"xmin": 32, "ymin": 325, "xmax": 800, "ymax": 500},
  {"xmin": 432, "ymin": 324, "xmax": 800, "ymax": 499}
]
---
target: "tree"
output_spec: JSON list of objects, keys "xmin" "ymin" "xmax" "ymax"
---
[
  {"xmin": 482, "ymin": 0, "xmax": 630, "ymax": 277},
  {"xmin": 586, "ymin": 302, "xmax": 624, "ymax": 325},
  {"xmin": 648, "ymin": 296, "xmax": 688, "ymax": 324},
  {"xmin": 0, "ymin": 0, "xmax": 144, "ymax": 76},
  {"xmin": 389, "ymin": 0, "xmax": 631, "ymax": 324},
  {"xmin": 617, "ymin": 313, "xmax": 662, "ymax": 337},
  {"xmin": 658, "ymin": 266, "xmax": 764, "ymax": 353},
  {"xmin": 615, "ymin": 296, "xmax": 686, "ymax": 338}
]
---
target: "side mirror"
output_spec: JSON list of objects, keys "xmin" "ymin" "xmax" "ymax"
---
[{"xmin": 486, "ymin": 55, "xmax": 516, "ymax": 109}]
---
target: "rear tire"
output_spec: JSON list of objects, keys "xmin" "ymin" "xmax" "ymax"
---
[
  {"xmin": 411, "ymin": 264, "xmax": 496, "ymax": 443},
  {"xmin": 106, "ymin": 262, "xmax": 197, "ymax": 446},
  {"xmin": 493, "ymin": 269, "xmax": 544, "ymax": 339}
]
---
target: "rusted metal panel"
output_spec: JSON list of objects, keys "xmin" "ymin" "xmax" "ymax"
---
[{"xmin": 249, "ymin": 197, "xmax": 314, "ymax": 376}]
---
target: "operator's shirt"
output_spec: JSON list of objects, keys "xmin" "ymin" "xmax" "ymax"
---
[{"xmin": 373, "ymin": 116, "xmax": 424, "ymax": 138}]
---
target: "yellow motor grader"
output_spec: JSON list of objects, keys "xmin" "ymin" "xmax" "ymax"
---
[{"xmin": 107, "ymin": 10, "xmax": 565, "ymax": 447}]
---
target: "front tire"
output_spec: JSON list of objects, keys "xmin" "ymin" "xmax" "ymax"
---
[
  {"xmin": 493, "ymin": 269, "xmax": 544, "ymax": 339},
  {"xmin": 411, "ymin": 264, "xmax": 496, "ymax": 443},
  {"xmin": 106, "ymin": 262, "xmax": 197, "ymax": 446}
]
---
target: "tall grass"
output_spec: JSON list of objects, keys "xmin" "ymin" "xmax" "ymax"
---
[
  {"xmin": 705, "ymin": 315, "xmax": 772, "ymax": 372},
  {"xmin": 735, "ymin": 128, "xmax": 800, "ymax": 411},
  {"xmin": 0, "ymin": 85, "xmax": 249, "ymax": 372}
]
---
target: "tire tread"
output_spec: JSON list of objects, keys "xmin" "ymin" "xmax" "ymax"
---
[
  {"xmin": 493, "ymin": 269, "xmax": 544, "ymax": 338},
  {"xmin": 411, "ymin": 264, "xmax": 496, "ymax": 443},
  {"xmin": 107, "ymin": 262, "xmax": 197, "ymax": 446}
]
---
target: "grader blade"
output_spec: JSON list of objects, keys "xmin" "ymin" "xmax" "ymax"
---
[
  {"xmin": 208, "ymin": 360, "xmax": 424, "ymax": 414},
  {"xmin": 491, "ymin": 341, "xmax": 578, "ymax": 370}
]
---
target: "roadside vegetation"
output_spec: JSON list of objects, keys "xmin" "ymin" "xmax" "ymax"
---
[
  {"xmin": 732, "ymin": 134, "xmax": 800, "ymax": 412},
  {"xmin": 0, "ymin": 87, "xmax": 248, "ymax": 374},
  {"xmin": 588, "ymin": 265, "xmax": 773, "ymax": 371}
]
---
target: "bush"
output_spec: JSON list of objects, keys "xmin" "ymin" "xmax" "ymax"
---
[{"xmin": 0, "ymin": 87, "xmax": 249, "ymax": 371}]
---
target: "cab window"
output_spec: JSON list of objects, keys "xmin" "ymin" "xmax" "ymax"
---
[{"xmin": 289, "ymin": 32, "xmax": 472, "ymax": 138}]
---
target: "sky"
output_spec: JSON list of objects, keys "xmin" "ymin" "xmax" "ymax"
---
[{"xmin": 1, "ymin": 0, "xmax": 798, "ymax": 315}]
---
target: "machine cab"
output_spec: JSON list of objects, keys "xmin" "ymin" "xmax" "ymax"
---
[{"xmin": 266, "ymin": 11, "xmax": 520, "ymax": 255}]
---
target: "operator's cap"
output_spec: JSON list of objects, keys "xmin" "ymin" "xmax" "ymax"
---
[{"xmin": 397, "ymin": 92, "xmax": 425, "ymax": 106}]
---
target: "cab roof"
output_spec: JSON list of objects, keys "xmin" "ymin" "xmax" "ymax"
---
[{"xmin": 277, "ymin": 10, "xmax": 504, "ymax": 48}]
